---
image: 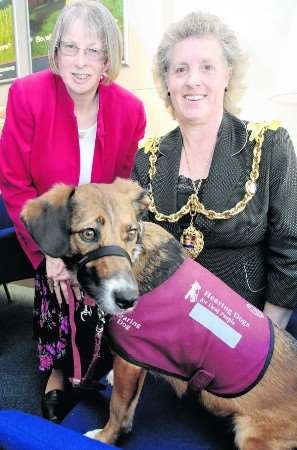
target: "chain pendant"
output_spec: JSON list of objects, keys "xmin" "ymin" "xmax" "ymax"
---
[{"xmin": 180, "ymin": 223, "xmax": 204, "ymax": 259}]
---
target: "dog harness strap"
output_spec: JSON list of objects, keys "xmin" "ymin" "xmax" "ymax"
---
[
  {"xmin": 189, "ymin": 369, "xmax": 215, "ymax": 392},
  {"xmin": 77, "ymin": 245, "xmax": 132, "ymax": 271}
]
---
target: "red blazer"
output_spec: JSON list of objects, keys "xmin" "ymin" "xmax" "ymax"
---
[{"xmin": 0, "ymin": 70, "xmax": 146, "ymax": 268}]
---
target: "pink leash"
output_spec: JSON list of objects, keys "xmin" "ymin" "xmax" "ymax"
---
[{"xmin": 66, "ymin": 282, "xmax": 105, "ymax": 387}]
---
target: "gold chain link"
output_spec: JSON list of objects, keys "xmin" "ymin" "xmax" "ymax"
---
[{"xmin": 145, "ymin": 122, "xmax": 278, "ymax": 223}]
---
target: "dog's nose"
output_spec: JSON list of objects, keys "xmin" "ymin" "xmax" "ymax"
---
[
  {"xmin": 115, "ymin": 296, "xmax": 137, "ymax": 310},
  {"xmin": 112, "ymin": 279, "xmax": 139, "ymax": 310}
]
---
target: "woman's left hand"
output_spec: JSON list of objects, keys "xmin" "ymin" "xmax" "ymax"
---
[
  {"xmin": 263, "ymin": 302, "xmax": 293, "ymax": 329},
  {"xmin": 46, "ymin": 255, "xmax": 81, "ymax": 305}
]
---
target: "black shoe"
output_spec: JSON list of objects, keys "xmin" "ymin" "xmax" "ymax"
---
[{"xmin": 41, "ymin": 389, "xmax": 67, "ymax": 424}]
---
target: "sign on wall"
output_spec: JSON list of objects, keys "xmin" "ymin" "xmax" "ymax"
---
[
  {"xmin": 28, "ymin": 0, "xmax": 67, "ymax": 73},
  {"xmin": 0, "ymin": 0, "xmax": 17, "ymax": 83},
  {"xmin": 28, "ymin": 0, "xmax": 126, "ymax": 73}
]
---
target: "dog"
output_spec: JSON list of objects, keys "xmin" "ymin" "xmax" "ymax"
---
[{"xmin": 21, "ymin": 178, "xmax": 297, "ymax": 450}]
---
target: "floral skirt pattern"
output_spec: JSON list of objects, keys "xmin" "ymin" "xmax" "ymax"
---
[
  {"xmin": 33, "ymin": 263, "xmax": 111, "ymax": 379},
  {"xmin": 33, "ymin": 264, "xmax": 69, "ymax": 372}
]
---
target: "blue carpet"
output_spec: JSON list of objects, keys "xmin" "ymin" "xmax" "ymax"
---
[
  {"xmin": 63, "ymin": 374, "xmax": 236, "ymax": 450},
  {"xmin": 0, "ymin": 298, "xmax": 44, "ymax": 414}
]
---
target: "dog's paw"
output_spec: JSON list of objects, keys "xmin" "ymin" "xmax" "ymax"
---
[
  {"xmin": 106, "ymin": 369, "xmax": 114, "ymax": 386},
  {"xmin": 122, "ymin": 423, "xmax": 133, "ymax": 434},
  {"xmin": 84, "ymin": 429, "xmax": 103, "ymax": 440}
]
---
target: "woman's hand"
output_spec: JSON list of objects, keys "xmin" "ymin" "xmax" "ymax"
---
[
  {"xmin": 263, "ymin": 301, "xmax": 293, "ymax": 329},
  {"xmin": 45, "ymin": 255, "xmax": 81, "ymax": 305}
]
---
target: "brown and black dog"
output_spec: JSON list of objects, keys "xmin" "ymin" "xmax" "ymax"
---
[{"xmin": 21, "ymin": 179, "xmax": 297, "ymax": 450}]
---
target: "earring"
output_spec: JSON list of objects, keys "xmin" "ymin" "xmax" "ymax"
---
[{"xmin": 100, "ymin": 74, "xmax": 104, "ymax": 82}]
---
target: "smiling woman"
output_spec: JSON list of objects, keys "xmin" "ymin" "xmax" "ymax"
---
[
  {"xmin": 132, "ymin": 11, "xmax": 297, "ymax": 333},
  {"xmin": 54, "ymin": 19, "xmax": 107, "ymax": 120},
  {"xmin": 167, "ymin": 36, "xmax": 230, "ymax": 128},
  {"xmin": 166, "ymin": 35, "xmax": 230, "ymax": 180},
  {"xmin": 0, "ymin": 0, "xmax": 146, "ymax": 425}
]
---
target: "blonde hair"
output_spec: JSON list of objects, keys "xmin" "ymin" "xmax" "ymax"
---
[
  {"xmin": 48, "ymin": 0, "xmax": 123, "ymax": 82},
  {"xmin": 153, "ymin": 11, "xmax": 248, "ymax": 116}
]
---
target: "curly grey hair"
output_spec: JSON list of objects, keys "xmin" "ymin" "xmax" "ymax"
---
[
  {"xmin": 48, "ymin": 0, "xmax": 123, "ymax": 82},
  {"xmin": 153, "ymin": 11, "xmax": 248, "ymax": 116}
]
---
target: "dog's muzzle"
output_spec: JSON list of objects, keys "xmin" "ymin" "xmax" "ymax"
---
[{"xmin": 68, "ymin": 245, "xmax": 136, "ymax": 310}]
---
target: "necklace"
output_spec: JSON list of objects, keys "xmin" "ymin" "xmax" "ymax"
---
[
  {"xmin": 180, "ymin": 145, "xmax": 204, "ymax": 258},
  {"xmin": 144, "ymin": 120, "xmax": 281, "ymax": 260}
]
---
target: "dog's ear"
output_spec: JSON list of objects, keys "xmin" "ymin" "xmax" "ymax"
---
[
  {"xmin": 113, "ymin": 178, "xmax": 150, "ymax": 220},
  {"xmin": 132, "ymin": 186, "xmax": 150, "ymax": 220},
  {"xmin": 21, "ymin": 184, "xmax": 75, "ymax": 258}
]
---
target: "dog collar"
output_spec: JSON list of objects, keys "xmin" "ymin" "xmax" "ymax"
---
[{"xmin": 76, "ymin": 245, "xmax": 132, "ymax": 272}]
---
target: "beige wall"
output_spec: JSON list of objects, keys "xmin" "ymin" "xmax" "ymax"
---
[
  {"xmin": 117, "ymin": 1, "xmax": 176, "ymax": 136},
  {"xmin": 1, "ymin": 0, "xmax": 297, "ymax": 146},
  {"xmin": 0, "ymin": 85, "xmax": 8, "ymax": 110}
]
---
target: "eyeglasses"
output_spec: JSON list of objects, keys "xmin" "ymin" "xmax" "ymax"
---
[{"xmin": 58, "ymin": 41, "xmax": 106, "ymax": 62}]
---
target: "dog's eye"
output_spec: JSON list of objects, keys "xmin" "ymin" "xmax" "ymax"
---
[
  {"xmin": 127, "ymin": 228, "xmax": 137, "ymax": 241},
  {"xmin": 79, "ymin": 228, "xmax": 97, "ymax": 242}
]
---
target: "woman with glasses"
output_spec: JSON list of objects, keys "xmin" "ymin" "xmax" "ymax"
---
[{"xmin": 0, "ymin": 0, "xmax": 146, "ymax": 423}]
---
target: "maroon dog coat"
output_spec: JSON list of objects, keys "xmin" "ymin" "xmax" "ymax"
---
[{"xmin": 108, "ymin": 258, "xmax": 274, "ymax": 397}]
